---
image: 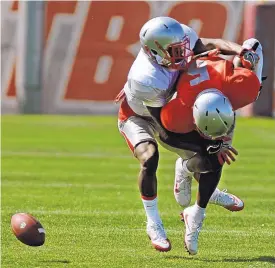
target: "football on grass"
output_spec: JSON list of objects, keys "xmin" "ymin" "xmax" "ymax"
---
[{"xmin": 11, "ymin": 213, "xmax": 45, "ymax": 246}]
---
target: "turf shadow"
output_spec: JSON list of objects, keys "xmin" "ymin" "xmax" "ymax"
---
[
  {"xmin": 222, "ymin": 256, "xmax": 275, "ymax": 264},
  {"xmin": 258, "ymin": 256, "xmax": 275, "ymax": 263},
  {"xmin": 40, "ymin": 260, "xmax": 70, "ymax": 264},
  {"xmin": 165, "ymin": 255, "xmax": 275, "ymax": 264}
]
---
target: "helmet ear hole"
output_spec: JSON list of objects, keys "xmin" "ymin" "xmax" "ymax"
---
[{"xmin": 151, "ymin": 49, "xmax": 158, "ymax": 55}]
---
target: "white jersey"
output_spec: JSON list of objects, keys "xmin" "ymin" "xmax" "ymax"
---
[{"xmin": 123, "ymin": 24, "xmax": 198, "ymax": 117}]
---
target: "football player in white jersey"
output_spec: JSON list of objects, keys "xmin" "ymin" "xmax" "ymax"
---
[{"xmin": 116, "ymin": 16, "xmax": 253, "ymax": 252}]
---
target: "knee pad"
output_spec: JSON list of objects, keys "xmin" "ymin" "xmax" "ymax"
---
[
  {"xmin": 142, "ymin": 150, "xmax": 159, "ymax": 175},
  {"xmin": 136, "ymin": 142, "xmax": 159, "ymax": 175}
]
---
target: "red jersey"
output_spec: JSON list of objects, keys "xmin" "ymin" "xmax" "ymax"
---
[{"xmin": 161, "ymin": 56, "xmax": 261, "ymax": 133}]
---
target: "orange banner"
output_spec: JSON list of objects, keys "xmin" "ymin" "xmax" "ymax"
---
[{"xmin": 2, "ymin": 1, "xmax": 247, "ymax": 114}]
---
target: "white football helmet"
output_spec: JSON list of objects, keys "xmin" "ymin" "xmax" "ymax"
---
[
  {"xmin": 193, "ymin": 89, "xmax": 235, "ymax": 140},
  {"xmin": 139, "ymin": 17, "xmax": 193, "ymax": 70}
]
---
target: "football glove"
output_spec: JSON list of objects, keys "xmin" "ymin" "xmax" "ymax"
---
[
  {"xmin": 240, "ymin": 42, "xmax": 260, "ymax": 70},
  {"xmin": 206, "ymin": 140, "xmax": 224, "ymax": 154}
]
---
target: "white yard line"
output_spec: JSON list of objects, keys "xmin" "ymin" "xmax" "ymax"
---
[
  {"xmin": 2, "ymin": 172, "xmax": 274, "ymax": 193},
  {"xmin": 3, "ymin": 179, "xmax": 274, "ymax": 196},
  {"xmin": 2, "ymin": 150, "xmax": 176, "ymax": 160},
  {"xmin": 2, "ymin": 181, "xmax": 133, "ymax": 189},
  {"xmin": 1, "ymin": 171, "xmax": 130, "ymax": 179},
  {"xmin": 2, "ymin": 151, "xmax": 132, "ymax": 159},
  {"xmin": 1, "ymin": 209, "xmax": 272, "ymax": 219}
]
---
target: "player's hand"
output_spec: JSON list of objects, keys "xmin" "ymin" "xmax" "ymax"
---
[
  {"xmin": 217, "ymin": 145, "xmax": 238, "ymax": 165},
  {"xmin": 206, "ymin": 141, "xmax": 223, "ymax": 154},
  {"xmin": 239, "ymin": 49, "xmax": 259, "ymax": 70}
]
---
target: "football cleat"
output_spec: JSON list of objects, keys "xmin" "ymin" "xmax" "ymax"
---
[
  {"xmin": 181, "ymin": 206, "xmax": 205, "ymax": 255},
  {"xmin": 209, "ymin": 189, "xmax": 244, "ymax": 212},
  {"xmin": 174, "ymin": 158, "xmax": 193, "ymax": 207},
  {"xmin": 146, "ymin": 222, "xmax": 171, "ymax": 252}
]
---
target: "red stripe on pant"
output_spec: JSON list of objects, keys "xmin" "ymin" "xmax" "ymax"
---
[{"xmin": 120, "ymin": 130, "xmax": 134, "ymax": 153}]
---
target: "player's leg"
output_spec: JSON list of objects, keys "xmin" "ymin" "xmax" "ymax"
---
[
  {"xmin": 118, "ymin": 116, "xmax": 171, "ymax": 252},
  {"xmin": 182, "ymin": 149, "xmax": 243, "ymax": 211},
  {"xmin": 156, "ymin": 138, "xmax": 196, "ymax": 207},
  {"xmin": 173, "ymin": 140, "xmax": 243, "ymax": 210},
  {"xmin": 135, "ymin": 141, "xmax": 171, "ymax": 252},
  {"xmin": 208, "ymin": 129, "xmax": 244, "ymax": 211},
  {"xmin": 155, "ymin": 138, "xmax": 222, "ymax": 254},
  {"xmin": 182, "ymin": 141, "xmax": 244, "ymax": 255},
  {"xmin": 174, "ymin": 158, "xmax": 223, "ymax": 207},
  {"xmin": 181, "ymin": 154, "xmax": 222, "ymax": 255},
  {"xmin": 174, "ymin": 157, "xmax": 193, "ymax": 207},
  {"xmin": 135, "ymin": 141, "xmax": 158, "ymax": 199},
  {"xmin": 175, "ymin": 157, "xmax": 222, "ymax": 207},
  {"xmin": 135, "ymin": 141, "xmax": 161, "ymax": 226}
]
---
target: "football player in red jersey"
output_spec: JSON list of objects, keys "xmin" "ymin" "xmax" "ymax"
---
[
  {"xmin": 161, "ymin": 49, "xmax": 261, "ymax": 135},
  {"xmin": 158, "ymin": 38, "xmax": 264, "ymax": 255}
]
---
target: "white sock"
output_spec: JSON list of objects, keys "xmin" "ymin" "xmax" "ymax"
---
[
  {"xmin": 209, "ymin": 188, "xmax": 222, "ymax": 203},
  {"xmin": 192, "ymin": 202, "xmax": 206, "ymax": 221},
  {"xmin": 142, "ymin": 197, "xmax": 162, "ymax": 224}
]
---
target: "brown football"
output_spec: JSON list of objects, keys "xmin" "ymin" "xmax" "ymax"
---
[{"xmin": 11, "ymin": 213, "xmax": 45, "ymax": 246}]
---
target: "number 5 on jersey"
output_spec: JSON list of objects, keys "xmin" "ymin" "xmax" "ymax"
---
[{"xmin": 188, "ymin": 60, "xmax": 210, "ymax": 86}]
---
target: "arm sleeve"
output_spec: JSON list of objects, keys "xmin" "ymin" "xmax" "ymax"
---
[
  {"xmin": 160, "ymin": 98, "xmax": 195, "ymax": 134},
  {"xmin": 224, "ymin": 67, "xmax": 261, "ymax": 110},
  {"xmin": 129, "ymin": 80, "xmax": 166, "ymax": 107}
]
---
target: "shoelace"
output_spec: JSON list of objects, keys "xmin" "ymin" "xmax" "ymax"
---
[
  {"xmin": 177, "ymin": 176, "xmax": 192, "ymax": 191},
  {"xmin": 147, "ymin": 222, "xmax": 166, "ymax": 241},
  {"xmin": 214, "ymin": 189, "xmax": 235, "ymax": 206},
  {"xmin": 186, "ymin": 219, "xmax": 203, "ymax": 242}
]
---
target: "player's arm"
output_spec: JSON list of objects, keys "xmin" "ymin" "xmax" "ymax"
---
[
  {"xmin": 133, "ymin": 81, "xmax": 222, "ymax": 154},
  {"xmin": 144, "ymin": 104, "xmax": 204, "ymax": 153},
  {"xmin": 127, "ymin": 81, "xmax": 185, "ymax": 145},
  {"xmin": 147, "ymin": 105, "xmax": 210, "ymax": 153},
  {"xmin": 146, "ymin": 101, "xmax": 222, "ymax": 154},
  {"xmin": 224, "ymin": 65, "xmax": 261, "ymax": 110},
  {"xmin": 193, "ymin": 38, "xmax": 243, "ymax": 56},
  {"xmin": 145, "ymin": 106, "xmax": 169, "ymax": 140},
  {"xmin": 180, "ymin": 23, "xmax": 243, "ymax": 56}
]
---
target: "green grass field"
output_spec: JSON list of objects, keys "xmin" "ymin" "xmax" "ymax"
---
[{"xmin": 2, "ymin": 115, "xmax": 275, "ymax": 268}]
